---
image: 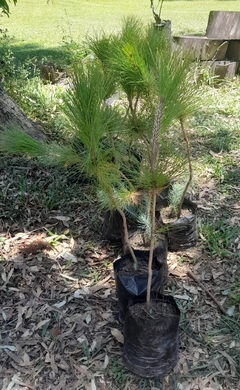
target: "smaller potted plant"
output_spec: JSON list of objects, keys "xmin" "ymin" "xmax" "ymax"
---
[
  {"xmin": 150, "ymin": 0, "xmax": 171, "ymax": 39},
  {"xmin": 157, "ymin": 119, "xmax": 198, "ymax": 252}
]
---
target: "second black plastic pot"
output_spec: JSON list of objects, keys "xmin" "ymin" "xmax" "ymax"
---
[
  {"xmin": 114, "ymin": 241, "xmax": 168, "ymax": 323},
  {"xmin": 167, "ymin": 199, "xmax": 198, "ymax": 251}
]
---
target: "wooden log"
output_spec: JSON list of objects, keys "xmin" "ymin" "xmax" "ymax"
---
[
  {"xmin": 173, "ymin": 36, "xmax": 228, "ymax": 61},
  {"xmin": 206, "ymin": 11, "xmax": 240, "ymax": 40}
]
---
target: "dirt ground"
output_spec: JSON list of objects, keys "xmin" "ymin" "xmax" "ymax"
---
[{"xmin": 0, "ymin": 158, "xmax": 239, "ymax": 390}]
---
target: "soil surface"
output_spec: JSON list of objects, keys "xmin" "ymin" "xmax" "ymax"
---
[
  {"xmin": 116, "ymin": 257, "xmax": 160, "ymax": 276},
  {"xmin": 129, "ymin": 299, "xmax": 179, "ymax": 318},
  {"xmin": 160, "ymin": 206, "xmax": 193, "ymax": 224}
]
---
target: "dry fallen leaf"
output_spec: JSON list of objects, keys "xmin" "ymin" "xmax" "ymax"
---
[
  {"xmin": 91, "ymin": 378, "xmax": 97, "ymax": 390},
  {"xmin": 51, "ymin": 326, "xmax": 61, "ymax": 337},
  {"xmin": 85, "ymin": 312, "xmax": 92, "ymax": 324},
  {"xmin": 36, "ymin": 318, "xmax": 51, "ymax": 330},
  {"xmin": 174, "ymin": 294, "xmax": 192, "ymax": 301},
  {"xmin": 16, "ymin": 306, "xmax": 28, "ymax": 329},
  {"xmin": 52, "ymin": 216, "xmax": 70, "ymax": 221},
  {"xmin": 111, "ymin": 328, "xmax": 124, "ymax": 344},
  {"xmin": 211, "ymin": 270, "xmax": 224, "ymax": 280},
  {"xmin": 103, "ymin": 354, "xmax": 109, "ymax": 369},
  {"xmin": 74, "ymin": 287, "xmax": 91, "ymax": 298},
  {"xmin": 4, "ymin": 349, "xmax": 32, "ymax": 367},
  {"xmin": 53, "ymin": 300, "xmax": 66, "ymax": 308},
  {"xmin": 99, "ymin": 288, "xmax": 112, "ymax": 299},
  {"xmin": 10, "ymin": 374, "xmax": 35, "ymax": 390},
  {"xmin": 220, "ymin": 351, "xmax": 237, "ymax": 377},
  {"xmin": 61, "ymin": 252, "xmax": 78, "ymax": 262},
  {"xmin": 1, "ymin": 269, "xmax": 6, "ymax": 282},
  {"xmin": 77, "ymin": 335, "xmax": 88, "ymax": 345},
  {"xmin": 2, "ymin": 311, "xmax": 7, "ymax": 321},
  {"xmin": 226, "ymin": 306, "xmax": 235, "ymax": 316},
  {"xmin": 0, "ymin": 345, "xmax": 17, "ymax": 351}
]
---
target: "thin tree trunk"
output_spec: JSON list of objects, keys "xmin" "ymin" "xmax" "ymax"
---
[{"xmin": 146, "ymin": 189, "xmax": 157, "ymax": 313}]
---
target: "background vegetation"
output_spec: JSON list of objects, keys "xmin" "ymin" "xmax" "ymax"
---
[{"xmin": 2, "ymin": 1, "xmax": 240, "ymax": 54}]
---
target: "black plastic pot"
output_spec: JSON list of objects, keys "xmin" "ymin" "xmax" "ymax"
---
[
  {"xmin": 123, "ymin": 294, "xmax": 180, "ymax": 379},
  {"xmin": 167, "ymin": 199, "xmax": 198, "ymax": 251},
  {"xmin": 154, "ymin": 20, "xmax": 172, "ymax": 40},
  {"xmin": 114, "ymin": 241, "xmax": 168, "ymax": 323}
]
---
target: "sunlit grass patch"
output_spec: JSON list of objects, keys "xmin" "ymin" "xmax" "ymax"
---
[
  {"xmin": 223, "ymin": 280, "xmax": 240, "ymax": 307},
  {"xmin": 198, "ymin": 218, "xmax": 239, "ymax": 261}
]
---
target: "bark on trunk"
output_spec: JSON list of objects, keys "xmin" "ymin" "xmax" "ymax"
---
[{"xmin": 0, "ymin": 86, "xmax": 46, "ymax": 141}]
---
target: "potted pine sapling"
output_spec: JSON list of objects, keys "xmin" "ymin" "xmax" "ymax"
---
[
  {"xmin": 156, "ymin": 118, "xmax": 198, "ymax": 252},
  {"xmin": 165, "ymin": 117, "xmax": 198, "ymax": 251},
  {"xmin": 89, "ymin": 18, "xmax": 174, "ymax": 248},
  {"xmin": 122, "ymin": 102, "xmax": 182, "ymax": 379},
  {"xmin": 88, "ymin": 18, "xmax": 178, "ymax": 322},
  {"xmin": 116, "ymin": 23, "xmax": 198, "ymax": 378}
]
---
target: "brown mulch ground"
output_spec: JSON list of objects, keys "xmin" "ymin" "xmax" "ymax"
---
[{"xmin": 0, "ymin": 159, "xmax": 240, "ymax": 390}]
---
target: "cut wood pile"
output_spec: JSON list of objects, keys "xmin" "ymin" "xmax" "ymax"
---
[{"xmin": 174, "ymin": 11, "xmax": 240, "ymax": 79}]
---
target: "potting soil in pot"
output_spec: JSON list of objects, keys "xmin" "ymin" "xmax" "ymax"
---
[
  {"xmin": 123, "ymin": 295, "xmax": 180, "ymax": 379},
  {"xmin": 114, "ymin": 243, "xmax": 168, "ymax": 323}
]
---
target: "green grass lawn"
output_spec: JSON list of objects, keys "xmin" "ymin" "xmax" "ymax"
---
[{"xmin": 2, "ymin": 0, "xmax": 240, "ymax": 55}]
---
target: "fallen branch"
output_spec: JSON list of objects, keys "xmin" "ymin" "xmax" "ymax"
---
[{"xmin": 187, "ymin": 269, "xmax": 228, "ymax": 316}]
